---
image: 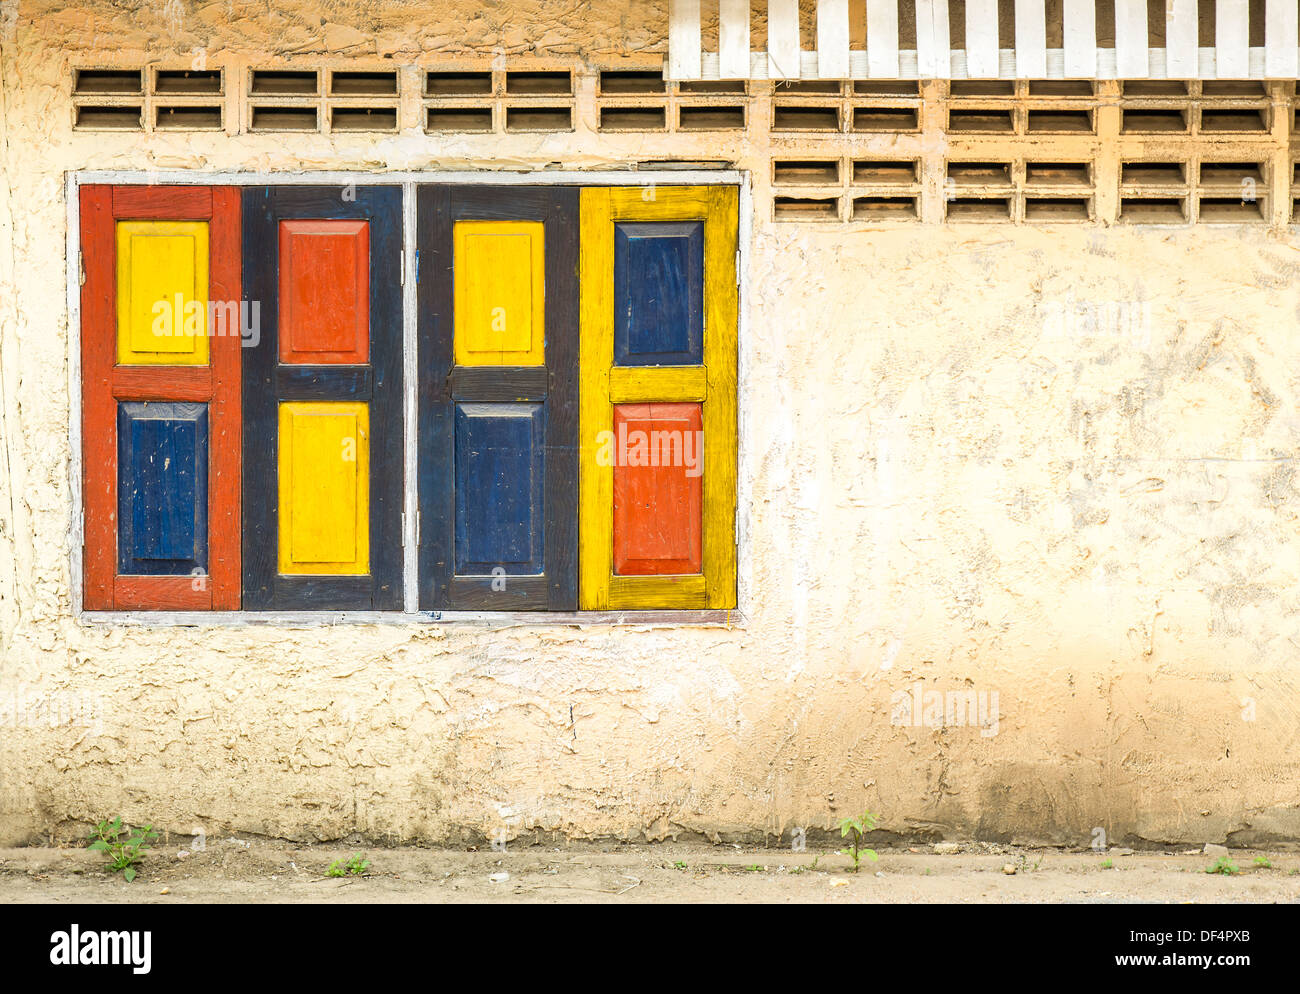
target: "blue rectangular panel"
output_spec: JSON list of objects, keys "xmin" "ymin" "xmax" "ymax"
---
[
  {"xmin": 614, "ymin": 221, "xmax": 704, "ymax": 367},
  {"xmin": 454, "ymin": 403, "xmax": 545, "ymax": 575},
  {"xmin": 118, "ymin": 402, "xmax": 208, "ymax": 575}
]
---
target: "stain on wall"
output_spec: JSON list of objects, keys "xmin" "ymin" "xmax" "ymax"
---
[{"xmin": 1, "ymin": 1, "xmax": 1298, "ymax": 848}]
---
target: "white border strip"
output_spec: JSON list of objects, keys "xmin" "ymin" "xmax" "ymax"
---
[
  {"xmin": 65, "ymin": 171, "xmax": 84, "ymax": 618},
  {"xmin": 67, "ymin": 168, "xmax": 750, "ymax": 628},
  {"xmin": 401, "ymin": 181, "xmax": 419, "ymax": 614},
  {"xmin": 74, "ymin": 170, "xmax": 746, "ymax": 187},
  {"xmin": 81, "ymin": 609, "xmax": 743, "ymax": 628},
  {"xmin": 736, "ymin": 175, "xmax": 753, "ymax": 622}
]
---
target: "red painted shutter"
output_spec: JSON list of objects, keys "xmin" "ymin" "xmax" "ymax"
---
[{"xmin": 80, "ymin": 185, "xmax": 242, "ymax": 611}]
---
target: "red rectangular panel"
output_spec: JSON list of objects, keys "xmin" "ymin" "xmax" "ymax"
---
[
  {"xmin": 278, "ymin": 219, "xmax": 370, "ymax": 365},
  {"xmin": 612, "ymin": 402, "xmax": 703, "ymax": 576},
  {"xmin": 113, "ymin": 185, "xmax": 212, "ymax": 219}
]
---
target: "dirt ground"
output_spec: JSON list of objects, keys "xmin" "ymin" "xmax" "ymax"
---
[{"xmin": 2, "ymin": 839, "xmax": 1300, "ymax": 903}]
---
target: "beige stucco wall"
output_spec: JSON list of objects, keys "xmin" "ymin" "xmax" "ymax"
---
[{"xmin": 1, "ymin": 2, "xmax": 1298, "ymax": 847}]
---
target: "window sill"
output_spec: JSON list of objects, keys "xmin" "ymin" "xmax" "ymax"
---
[{"xmin": 76, "ymin": 609, "xmax": 745, "ymax": 629}]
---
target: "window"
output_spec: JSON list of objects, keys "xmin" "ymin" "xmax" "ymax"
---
[{"xmin": 78, "ymin": 180, "xmax": 739, "ymax": 616}]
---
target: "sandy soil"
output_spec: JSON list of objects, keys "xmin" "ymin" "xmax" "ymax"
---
[{"xmin": 2, "ymin": 839, "xmax": 1299, "ymax": 903}]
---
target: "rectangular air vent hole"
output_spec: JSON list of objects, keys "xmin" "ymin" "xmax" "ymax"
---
[
  {"xmin": 950, "ymin": 80, "xmax": 1015, "ymax": 97},
  {"xmin": 1201, "ymin": 108, "xmax": 1267, "ymax": 132},
  {"xmin": 853, "ymin": 81, "xmax": 920, "ymax": 96},
  {"xmin": 852, "ymin": 160, "xmax": 919, "ymax": 184},
  {"xmin": 1201, "ymin": 81, "xmax": 1268, "ymax": 98},
  {"xmin": 505, "ymin": 71, "xmax": 572, "ymax": 95},
  {"xmin": 331, "ymin": 107, "xmax": 398, "ymax": 131},
  {"xmin": 1024, "ymin": 198, "xmax": 1092, "ymax": 222},
  {"xmin": 600, "ymin": 107, "xmax": 667, "ymax": 131},
  {"xmin": 1123, "ymin": 81, "xmax": 1191, "ymax": 97},
  {"xmin": 1198, "ymin": 197, "xmax": 1265, "ymax": 222},
  {"xmin": 946, "ymin": 198, "xmax": 1013, "ymax": 221},
  {"xmin": 852, "ymin": 107, "xmax": 919, "ymax": 131},
  {"xmin": 948, "ymin": 109, "xmax": 1014, "ymax": 133},
  {"xmin": 1028, "ymin": 80, "xmax": 1095, "ymax": 96},
  {"xmin": 74, "ymin": 105, "xmax": 143, "ymax": 129},
  {"xmin": 678, "ymin": 80, "xmax": 748, "ymax": 94},
  {"xmin": 250, "ymin": 70, "xmax": 319, "ymax": 95},
  {"xmin": 947, "ymin": 161, "xmax": 1012, "ymax": 186},
  {"xmin": 250, "ymin": 105, "xmax": 319, "ymax": 131},
  {"xmin": 1120, "ymin": 198, "xmax": 1187, "ymax": 223},
  {"xmin": 1122, "ymin": 109, "xmax": 1188, "ymax": 133},
  {"xmin": 1122, "ymin": 162, "xmax": 1187, "ymax": 186},
  {"xmin": 773, "ymin": 105, "xmax": 840, "ymax": 131},
  {"xmin": 154, "ymin": 69, "xmax": 222, "ymax": 94},
  {"xmin": 773, "ymin": 160, "xmax": 840, "ymax": 185},
  {"xmin": 74, "ymin": 69, "xmax": 142, "ymax": 95},
  {"xmin": 1027, "ymin": 109, "xmax": 1093, "ymax": 133},
  {"xmin": 1200, "ymin": 162, "xmax": 1264, "ymax": 187},
  {"xmin": 773, "ymin": 80, "xmax": 843, "ymax": 95},
  {"xmin": 330, "ymin": 71, "xmax": 398, "ymax": 96},
  {"xmin": 600, "ymin": 70, "xmax": 666, "ymax": 94},
  {"xmin": 427, "ymin": 107, "xmax": 493, "ymax": 132},
  {"xmin": 425, "ymin": 71, "xmax": 493, "ymax": 96},
  {"xmin": 678, "ymin": 106, "xmax": 745, "ymax": 130},
  {"xmin": 852, "ymin": 196, "xmax": 918, "ymax": 220},
  {"xmin": 773, "ymin": 196, "xmax": 840, "ymax": 220},
  {"xmin": 504, "ymin": 106, "xmax": 572, "ymax": 131},
  {"xmin": 1025, "ymin": 162, "xmax": 1091, "ymax": 186},
  {"xmin": 154, "ymin": 105, "xmax": 222, "ymax": 130}
]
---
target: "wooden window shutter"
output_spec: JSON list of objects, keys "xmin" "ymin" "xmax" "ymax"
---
[
  {"xmin": 416, "ymin": 186, "xmax": 580, "ymax": 611},
  {"xmin": 240, "ymin": 186, "xmax": 404, "ymax": 610},
  {"xmin": 80, "ymin": 184, "xmax": 242, "ymax": 611},
  {"xmin": 578, "ymin": 186, "xmax": 738, "ymax": 610}
]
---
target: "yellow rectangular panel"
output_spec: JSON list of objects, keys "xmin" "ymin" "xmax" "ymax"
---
[
  {"xmin": 609, "ymin": 366, "xmax": 708, "ymax": 404},
  {"xmin": 277, "ymin": 402, "xmax": 370, "ymax": 575},
  {"xmin": 453, "ymin": 220, "xmax": 545, "ymax": 367},
  {"xmin": 115, "ymin": 220, "xmax": 210, "ymax": 366}
]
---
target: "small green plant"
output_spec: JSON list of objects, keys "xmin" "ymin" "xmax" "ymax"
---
[
  {"xmin": 672, "ymin": 860, "xmax": 687, "ymax": 870},
  {"xmin": 838, "ymin": 810, "xmax": 879, "ymax": 873},
  {"xmin": 1253, "ymin": 855, "xmax": 1272, "ymax": 869},
  {"xmin": 789, "ymin": 855, "xmax": 820, "ymax": 875},
  {"xmin": 1017, "ymin": 853, "xmax": 1043, "ymax": 873},
  {"xmin": 1100, "ymin": 858, "xmax": 1113, "ymax": 869},
  {"xmin": 87, "ymin": 817, "xmax": 159, "ymax": 883},
  {"xmin": 1205, "ymin": 856, "xmax": 1238, "ymax": 876},
  {"xmin": 745, "ymin": 864, "xmax": 763, "ymax": 872},
  {"xmin": 327, "ymin": 853, "xmax": 371, "ymax": 877}
]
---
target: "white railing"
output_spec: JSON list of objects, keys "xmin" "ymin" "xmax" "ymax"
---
[{"xmin": 668, "ymin": 0, "xmax": 1300, "ymax": 80}]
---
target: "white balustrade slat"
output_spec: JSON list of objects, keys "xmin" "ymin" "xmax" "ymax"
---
[
  {"xmin": 867, "ymin": 0, "xmax": 901, "ymax": 78},
  {"xmin": 1014, "ymin": 0, "xmax": 1048, "ymax": 78},
  {"xmin": 966, "ymin": 0, "xmax": 1000, "ymax": 78},
  {"xmin": 718, "ymin": 0, "xmax": 751, "ymax": 79},
  {"xmin": 668, "ymin": 0, "xmax": 702, "ymax": 79}
]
